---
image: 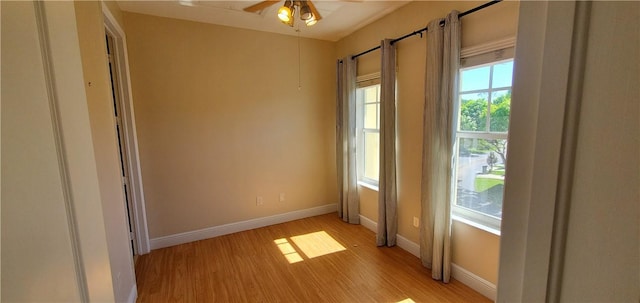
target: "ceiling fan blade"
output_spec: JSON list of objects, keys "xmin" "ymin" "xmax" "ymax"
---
[
  {"xmin": 307, "ymin": 0, "xmax": 322, "ymax": 21},
  {"xmin": 243, "ymin": 0, "xmax": 280, "ymax": 13}
]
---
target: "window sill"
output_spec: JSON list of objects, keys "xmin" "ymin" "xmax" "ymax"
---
[
  {"xmin": 357, "ymin": 181, "xmax": 379, "ymax": 192},
  {"xmin": 452, "ymin": 214, "xmax": 501, "ymax": 236},
  {"xmin": 355, "ymin": 181, "xmax": 500, "ymax": 236}
]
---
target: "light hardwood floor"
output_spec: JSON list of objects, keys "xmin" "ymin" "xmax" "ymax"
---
[{"xmin": 135, "ymin": 213, "xmax": 491, "ymax": 302}]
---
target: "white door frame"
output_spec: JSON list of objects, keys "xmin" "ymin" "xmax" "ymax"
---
[
  {"xmin": 496, "ymin": 1, "xmax": 593, "ymax": 301},
  {"xmin": 102, "ymin": 4, "xmax": 151, "ymax": 255}
]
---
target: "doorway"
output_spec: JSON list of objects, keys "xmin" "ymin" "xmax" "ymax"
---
[
  {"xmin": 103, "ymin": 8, "xmax": 151, "ymax": 256},
  {"xmin": 105, "ymin": 32, "xmax": 137, "ymax": 256}
]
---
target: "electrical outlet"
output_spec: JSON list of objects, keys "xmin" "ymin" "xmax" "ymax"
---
[
  {"xmin": 413, "ymin": 216, "xmax": 420, "ymax": 228},
  {"xmin": 256, "ymin": 196, "xmax": 264, "ymax": 206},
  {"xmin": 279, "ymin": 193, "xmax": 285, "ymax": 202}
]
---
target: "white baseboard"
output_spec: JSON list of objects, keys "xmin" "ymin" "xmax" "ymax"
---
[
  {"xmin": 396, "ymin": 234, "xmax": 420, "ymax": 258},
  {"xmin": 127, "ymin": 284, "xmax": 137, "ymax": 303},
  {"xmin": 358, "ymin": 215, "xmax": 420, "ymax": 258},
  {"xmin": 150, "ymin": 204, "xmax": 337, "ymax": 250},
  {"xmin": 358, "ymin": 214, "xmax": 496, "ymax": 301},
  {"xmin": 359, "ymin": 214, "xmax": 377, "ymax": 233},
  {"xmin": 451, "ymin": 263, "xmax": 497, "ymax": 301}
]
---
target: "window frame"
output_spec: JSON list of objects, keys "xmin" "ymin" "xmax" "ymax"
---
[
  {"xmin": 452, "ymin": 47, "xmax": 515, "ymax": 234},
  {"xmin": 355, "ymin": 73, "xmax": 381, "ymax": 189}
]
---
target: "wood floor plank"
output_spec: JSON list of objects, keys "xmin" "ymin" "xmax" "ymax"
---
[{"xmin": 135, "ymin": 213, "xmax": 491, "ymax": 303}]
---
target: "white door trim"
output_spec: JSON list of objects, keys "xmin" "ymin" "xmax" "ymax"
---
[
  {"xmin": 497, "ymin": 1, "xmax": 593, "ymax": 302},
  {"xmin": 31, "ymin": 1, "xmax": 117, "ymax": 300},
  {"xmin": 34, "ymin": 1, "xmax": 89, "ymax": 300},
  {"xmin": 545, "ymin": 2, "xmax": 592, "ymax": 301},
  {"xmin": 102, "ymin": 4, "xmax": 151, "ymax": 255}
]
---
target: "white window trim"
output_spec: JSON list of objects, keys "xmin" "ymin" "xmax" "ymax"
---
[
  {"xmin": 452, "ymin": 40, "xmax": 515, "ymax": 233},
  {"xmin": 356, "ymin": 73, "xmax": 381, "ymax": 189},
  {"xmin": 356, "ymin": 72, "xmax": 381, "ymax": 83},
  {"xmin": 359, "ymin": 128, "xmax": 379, "ymax": 186},
  {"xmin": 461, "ymin": 37, "xmax": 516, "ymax": 58},
  {"xmin": 357, "ymin": 180, "xmax": 379, "ymax": 192},
  {"xmin": 452, "ymin": 214, "xmax": 501, "ymax": 236}
]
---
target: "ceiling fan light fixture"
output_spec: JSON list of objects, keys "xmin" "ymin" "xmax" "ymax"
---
[
  {"xmin": 283, "ymin": 16, "xmax": 294, "ymax": 27},
  {"xmin": 305, "ymin": 15, "xmax": 317, "ymax": 26},
  {"xmin": 248, "ymin": 0, "xmax": 319, "ymax": 28},
  {"xmin": 299, "ymin": 3, "xmax": 312, "ymax": 21},
  {"xmin": 277, "ymin": 6, "xmax": 292, "ymax": 22}
]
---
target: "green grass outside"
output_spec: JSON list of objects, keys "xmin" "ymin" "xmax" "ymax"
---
[
  {"xmin": 490, "ymin": 169, "xmax": 505, "ymax": 176},
  {"xmin": 474, "ymin": 176, "xmax": 504, "ymax": 192}
]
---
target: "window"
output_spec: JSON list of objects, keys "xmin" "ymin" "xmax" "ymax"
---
[
  {"xmin": 452, "ymin": 53, "xmax": 514, "ymax": 232},
  {"xmin": 356, "ymin": 74, "xmax": 381, "ymax": 188}
]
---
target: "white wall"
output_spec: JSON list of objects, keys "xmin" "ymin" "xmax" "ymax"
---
[
  {"xmin": 559, "ymin": 2, "xmax": 638, "ymax": 300},
  {"xmin": 1, "ymin": 1, "xmax": 115, "ymax": 301},
  {"xmin": 2, "ymin": 2, "xmax": 83, "ymax": 299},
  {"xmin": 498, "ymin": 1, "xmax": 639, "ymax": 301}
]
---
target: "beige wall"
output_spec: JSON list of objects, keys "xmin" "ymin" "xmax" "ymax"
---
[
  {"xmin": 74, "ymin": 1, "xmax": 137, "ymax": 302},
  {"xmin": 2, "ymin": 1, "xmax": 115, "ymax": 301},
  {"xmin": 451, "ymin": 221, "xmax": 499, "ymax": 283},
  {"xmin": 337, "ymin": 1, "xmax": 519, "ymax": 284},
  {"xmin": 123, "ymin": 13, "xmax": 337, "ymax": 239}
]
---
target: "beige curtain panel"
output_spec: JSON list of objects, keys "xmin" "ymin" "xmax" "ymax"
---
[
  {"xmin": 420, "ymin": 10, "xmax": 460, "ymax": 283},
  {"xmin": 336, "ymin": 57, "xmax": 360, "ymax": 224},
  {"xmin": 377, "ymin": 39, "xmax": 398, "ymax": 247}
]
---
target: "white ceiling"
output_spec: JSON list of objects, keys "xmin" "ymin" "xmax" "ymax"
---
[{"xmin": 117, "ymin": 0, "xmax": 410, "ymax": 41}]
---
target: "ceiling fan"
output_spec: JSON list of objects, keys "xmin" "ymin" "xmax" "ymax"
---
[{"xmin": 244, "ymin": 0, "xmax": 323, "ymax": 27}]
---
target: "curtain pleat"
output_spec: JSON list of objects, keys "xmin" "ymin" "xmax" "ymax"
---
[
  {"xmin": 420, "ymin": 11, "xmax": 460, "ymax": 283},
  {"xmin": 336, "ymin": 57, "xmax": 360, "ymax": 224},
  {"xmin": 377, "ymin": 39, "xmax": 398, "ymax": 247}
]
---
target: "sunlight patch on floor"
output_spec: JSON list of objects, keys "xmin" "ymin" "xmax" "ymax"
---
[
  {"xmin": 290, "ymin": 231, "xmax": 346, "ymax": 259},
  {"xmin": 274, "ymin": 231, "xmax": 346, "ymax": 264},
  {"xmin": 396, "ymin": 298, "xmax": 416, "ymax": 303},
  {"xmin": 274, "ymin": 238, "xmax": 304, "ymax": 264}
]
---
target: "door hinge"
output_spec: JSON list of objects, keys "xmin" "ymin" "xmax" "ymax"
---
[
  {"xmin": 129, "ymin": 232, "xmax": 135, "ymax": 240},
  {"xmin": 123, "ymin": 176, "xmax": 129, "ymax": 186}
]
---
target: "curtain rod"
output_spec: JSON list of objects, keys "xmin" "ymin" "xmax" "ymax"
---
[{"xmin": 342, "ymin": 0, "xmax": 502, "ymax": 61}]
